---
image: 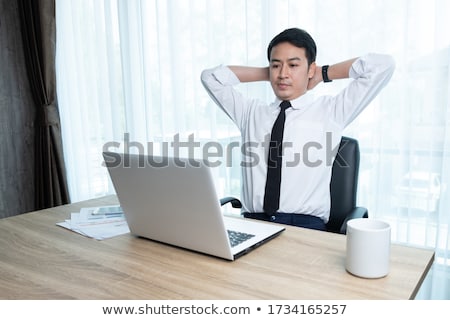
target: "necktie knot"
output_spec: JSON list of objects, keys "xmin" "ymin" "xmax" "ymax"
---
[{"xmin": 280, "ymin": 100, "xmax": 291, "ymax": 111}]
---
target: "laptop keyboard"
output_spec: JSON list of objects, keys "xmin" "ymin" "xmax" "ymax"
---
[{"xmin": 227, "ymin": 230, "xmax": 255, "ymax": 247}]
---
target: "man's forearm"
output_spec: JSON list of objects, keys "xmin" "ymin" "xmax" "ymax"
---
[
  {"xmin": 228, "ymin": 66, "xmax": 269, "ymax": 83},
  {"xmin": 308, "ymin": 58, "xmax": 358, "ymax": 90},
  {"xmin": 326, "ymin": 58, "xmax": 358, "ymax": 80}
]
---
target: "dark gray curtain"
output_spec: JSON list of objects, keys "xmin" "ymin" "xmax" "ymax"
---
[
  {"xmin": 0, "ymin": 0, "xmax": 36, "ymax": 218},
  {"xmin": 17, "ymin": 0, "xmax": 70, "ymax": 210}
]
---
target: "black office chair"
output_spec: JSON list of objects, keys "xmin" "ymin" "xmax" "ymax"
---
[
  {"xmin": 220, "ymin": 136, "xmax": 368, "ymax": 234},
  {"xmin": 327, "ymin": 136, "xmax": 368, "ymax": 233}
]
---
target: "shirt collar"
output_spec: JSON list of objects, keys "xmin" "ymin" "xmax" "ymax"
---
[{"xmin": 273, "ymin": 92, "xmax": 315, "ymax": 110}]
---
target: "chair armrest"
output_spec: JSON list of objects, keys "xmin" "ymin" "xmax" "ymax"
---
[
  {"xmin": 339, "ymin": 206, "xmax": 369, "ymax": 234},
  {"xmin": 220, "ymin": 197, "xmax": 242, "ymax": 209}
]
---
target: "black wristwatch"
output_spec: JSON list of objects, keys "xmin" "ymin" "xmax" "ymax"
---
[{"xmin": 322, "ymin": 65, "xmax": 332, "ymax": 83}]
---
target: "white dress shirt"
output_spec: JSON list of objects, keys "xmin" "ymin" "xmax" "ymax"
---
[{"xmin": 201, "ymin": 53, "xmax": 395, "ymax": 222}]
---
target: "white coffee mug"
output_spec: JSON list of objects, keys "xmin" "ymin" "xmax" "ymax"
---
[{"xmin": 345, "ymin": 218, "xmax": 391, "ymax": 278}]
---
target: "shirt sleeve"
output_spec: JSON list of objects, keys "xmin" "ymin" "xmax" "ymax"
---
[
  {"xmin": 200, "ymin": 65, "xmax": 248, "ymax": 130},
  {"xmin": 331, "ymin": 53, "xmax": 396, "ymax": 127}
]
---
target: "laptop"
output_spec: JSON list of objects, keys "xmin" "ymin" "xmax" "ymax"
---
[{"xmin": 103, "ymin": 152, "xmax": 285, "ymax": 260}]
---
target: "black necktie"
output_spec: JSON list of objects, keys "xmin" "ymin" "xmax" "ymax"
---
[{"xmin": 263, "ymin": 100, "xmax": 291, "ymax": 214}]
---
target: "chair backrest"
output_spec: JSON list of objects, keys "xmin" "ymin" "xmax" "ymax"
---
[{"xmin": 327, "ymin": 136, "xmax": 360, "ymax": 233}]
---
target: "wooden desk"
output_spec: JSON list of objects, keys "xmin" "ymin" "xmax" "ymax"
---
[{"xmin": 0, "ymin": 196, "xmax": 434, "ymax": 299}]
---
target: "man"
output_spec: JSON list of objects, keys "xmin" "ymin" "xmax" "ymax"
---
[{"xmin": 201, "ymin": 28, "xmax": 395, "ymax": 230}]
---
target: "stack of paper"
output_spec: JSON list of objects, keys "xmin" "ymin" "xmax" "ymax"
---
[{"xmin": 57, "ymin": 205, "xmax": 130, "ymax": 240}]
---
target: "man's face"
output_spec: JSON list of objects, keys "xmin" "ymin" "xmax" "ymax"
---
[{"xmin": 269, "ymin": 42, "xmax": 316, "ymax": 101}]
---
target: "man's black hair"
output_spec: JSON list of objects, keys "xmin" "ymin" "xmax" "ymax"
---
[{"xmin": 267, "ymin": 28, "xmax": 317, "ymax": 66}]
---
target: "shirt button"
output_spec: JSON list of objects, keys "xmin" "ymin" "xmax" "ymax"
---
[{"xmin": 270, "ymin": 215, "xmax": 276, "ymax": 221}]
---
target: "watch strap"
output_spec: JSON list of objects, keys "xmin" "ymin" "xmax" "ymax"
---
[{"xmin": 322, "ymin": 65, "xmax": 332, "ymax": 83}]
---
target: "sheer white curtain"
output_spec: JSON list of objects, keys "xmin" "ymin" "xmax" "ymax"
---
[{"xmin": 56, "ymin": 0, "xmax": 450, "ymax": 297}]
